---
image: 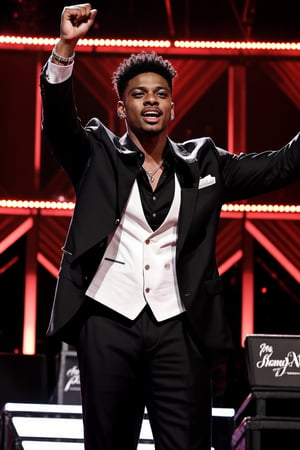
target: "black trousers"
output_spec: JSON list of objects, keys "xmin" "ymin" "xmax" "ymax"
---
[{"xmin": 76, "ymin": 301, "xmax": 212, "ymax": 450}]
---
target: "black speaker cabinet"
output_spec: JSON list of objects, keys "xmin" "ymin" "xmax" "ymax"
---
[
  {"xmin": 0, "ymin": 353, "xmax": 48, "ymax": 409},
  {"xmin": 232, "ymin": 334, "xmax": 300, "ymax": 449},
  {"xmin": 232, "ymin": 416, "xmax": 300, "ymax": 450},
  {"xmin": 245, "ymin": 334, "xmax": 300, "ymax": 390},
  {"xmin": 57, "ymin": 343, "xmax": 81, "ymax": 405}
]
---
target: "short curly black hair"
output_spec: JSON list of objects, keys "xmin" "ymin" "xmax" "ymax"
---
[{"xmin": 112, "ymin": 51, "xmax": 177, "ymax": 99}]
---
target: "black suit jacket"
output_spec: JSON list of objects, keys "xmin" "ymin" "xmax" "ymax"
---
[{"xmin": 40, "ymin": 71, "xmax": 300, "ymax": 363}]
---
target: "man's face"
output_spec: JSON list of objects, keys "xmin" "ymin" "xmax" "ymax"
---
[{"xmin": 117, "ymin": 72, "xmax": 174, "ymax": 136}]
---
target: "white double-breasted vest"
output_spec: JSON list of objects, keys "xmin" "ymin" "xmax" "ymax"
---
[{"xmin": 86, "ymin": 175, "xmax": 185, "ymax": 321}]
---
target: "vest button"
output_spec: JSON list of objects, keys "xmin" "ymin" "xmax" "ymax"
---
[
  {"xmin": 145, "ymin": 264, "xmax": 150, "ymax": 270},
  {"xmin": 164, "ymin": 263, "xmax": 170, "ymax": 270},
  {"xmin": 145, "ymin": 239, "xmax": 150, "ymax": 245},
  {"xmin": 115, "ymin": 218, "xmax": 120, "ymax": 225},
  {"xmin": 145, "ymin": 287, "xmax": 150, "ymax": 293}
]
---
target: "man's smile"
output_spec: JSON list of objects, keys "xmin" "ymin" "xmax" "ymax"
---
[{"xmin": 141, "ymin": 107, "xmax": 162, "ymax": 123}]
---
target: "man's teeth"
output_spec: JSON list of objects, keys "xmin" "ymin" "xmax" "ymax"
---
[{"xmin": 143, "ymin": 111, "xmax": 159, "ymax": 116}]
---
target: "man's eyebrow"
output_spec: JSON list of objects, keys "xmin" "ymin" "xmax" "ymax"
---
[{"xmin": 129, "ymin": 85, "xmax": 171, "ymax": 93}]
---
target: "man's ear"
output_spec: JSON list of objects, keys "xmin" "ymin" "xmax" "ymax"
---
[{"xmin": 117, "ymin": 100, "xmax": 126, "ymax": 119}]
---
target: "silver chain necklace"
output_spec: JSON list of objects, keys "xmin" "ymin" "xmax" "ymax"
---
[{"xmin": 143, "ymin": 160, "xmax": 164, "ymax": 183}]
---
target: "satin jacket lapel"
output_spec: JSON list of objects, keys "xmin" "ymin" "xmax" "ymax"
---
[
  {"xmin": 117, "ymin": 134, "xmax": 141, "ymax": 215},
  {"xmin": 168, "ymin": 139, "xmax": 201, "ymax": 258}
]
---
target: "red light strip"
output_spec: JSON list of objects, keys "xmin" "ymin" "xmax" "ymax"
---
[
  {"xmin": 37, "ymin": 252, "xmax": 59, "ymax": 279},
  {"xmin": 0, "ymin": 36, "xmax": 171, "ymax": 51},
  {"xmin": 245, "ymin": 220, "xmax": 300, "ymax": 283},
  {"xmin": 0, "ymin": 200, "xmax": 298, "ymax": 216},
  {"xmin": 174, "ymin": 40, "xmax": 300, "ymax": 51},
  {"xmin": 222, "ymin": 203, "xmax": 300, "ymax": 213},
  {"xmin": 1, "ymin": 35, "xmax": 300, "ymax": 56},
  {"xmin": 0, "ymin": 199, "xmax": 75, "ymax": 210},
  {"xmin": 0, "ymin": 255, "xmax": 19, "ymax": 274},
  {"xmin": 23, "ymin": 271, "xmax": 37, "ymax": 355},
  {"xmin": 218, "ymin": 249, "xmax": 243, "ymax": 275},
  {"xmin": 0, "ymin": 217, "xmax": 34, "ymax": 253}
]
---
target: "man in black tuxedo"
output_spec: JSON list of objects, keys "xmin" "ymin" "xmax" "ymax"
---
[{"xmin": 40, "ymin": 3, "xmax": 300, "ymax": 449}]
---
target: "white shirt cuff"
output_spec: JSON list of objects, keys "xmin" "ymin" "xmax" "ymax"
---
[{"xmin": 45, "ymin": 58, "xmax": 74, "ymax": 84}]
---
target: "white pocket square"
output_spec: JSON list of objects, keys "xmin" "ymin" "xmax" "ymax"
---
[{"xmin": 198, "ymin": 174, "xmax": 216, "ymax": 189}]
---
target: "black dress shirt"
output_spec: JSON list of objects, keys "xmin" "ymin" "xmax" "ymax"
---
[{"xmin": 130, "ymin": 142, "xmax": 175, "ymax": 231}]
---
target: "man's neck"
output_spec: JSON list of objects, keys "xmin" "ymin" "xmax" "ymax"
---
[{"xmin": 127, "ymin": 130, "xmax": 167, "ymax": 164}]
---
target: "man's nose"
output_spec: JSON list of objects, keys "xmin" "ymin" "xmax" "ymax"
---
[{"xmin": 144, "ymin": 93, "xmax": 158, "ymax": 104}]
